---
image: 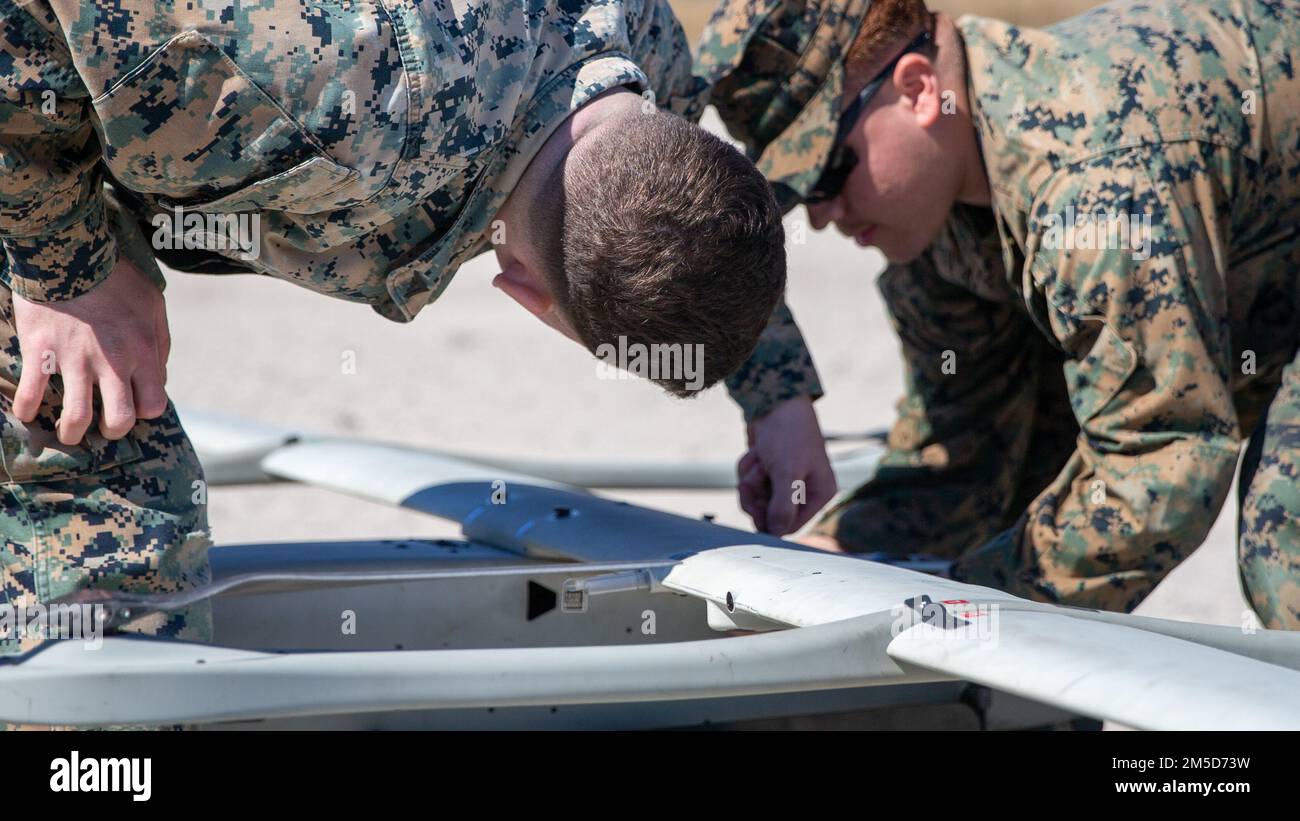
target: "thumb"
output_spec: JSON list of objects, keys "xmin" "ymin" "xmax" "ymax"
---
[
  {"xmin": 765, "ymin": 472, "xmax": 799, "ymax": 536},
  {"xmin": 155, "ymin": 295, "xmax": 172, "ymax": 386}
]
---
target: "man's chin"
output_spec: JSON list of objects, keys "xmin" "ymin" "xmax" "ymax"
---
[
  {"xmin": 876, "ymin": 233, "xmax": 931, "ymax": 266},
  {"xmin": 874, "ymin": 238, "xmax": 910, "ymax": 265}
]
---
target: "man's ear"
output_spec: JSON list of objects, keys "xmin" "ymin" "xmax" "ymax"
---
[
  {"xmin": 493, "ymin": 257, "xmax": 583, "ymax": 343},
  {"xmin": 894, "ymin": 53, "xmax": 941, "ymax": 129},
  {"xmin": 492, "ymin": 261, "xmax": 553, "ymax": 317}
]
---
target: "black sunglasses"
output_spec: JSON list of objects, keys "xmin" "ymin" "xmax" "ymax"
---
[{"xmin": 804, "ymin": 28, "xmax": 934, "ymax": 205}]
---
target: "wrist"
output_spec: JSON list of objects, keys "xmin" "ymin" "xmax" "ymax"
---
[
  {"xmin": 2, "ymin": 199, "xmax": 119, "ymax": 303},
  {"xmin": 759, "ymin": 394, "xmax": 817, "ymax": 426}
]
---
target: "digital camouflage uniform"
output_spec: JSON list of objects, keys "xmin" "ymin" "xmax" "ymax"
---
[
  {"xmin": 701, "ymin": 0, "xmax": 1300, "ymax": 628},
  {"xmin": 0, "ymin": 0, "xmax": 824, "ymax": 679}
]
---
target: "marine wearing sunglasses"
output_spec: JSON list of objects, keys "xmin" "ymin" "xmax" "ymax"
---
[{"xmin": 805, "ymin": 25, "xmax": 935, "ymax": 205}]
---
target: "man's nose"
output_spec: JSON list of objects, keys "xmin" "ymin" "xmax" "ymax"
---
[{"xmin": 804, "ymin": 198, "xmax": 841, "ymax": 231}]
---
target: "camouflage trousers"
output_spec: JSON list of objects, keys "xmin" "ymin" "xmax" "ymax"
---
[
  {"xmin": 0, "ymin": 282, "xmax": 212, "ymax": 729},
  {"xmin": 814, "ymin": 336, "xmax": 1300, "ymax": 631}
]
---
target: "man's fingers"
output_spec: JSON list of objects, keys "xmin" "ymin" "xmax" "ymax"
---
[
  {"xmin": 764, "ymin": 471, "xmax": 800, "ymax": 536},
  {"xmin": 787, "ymin": 468, "xmax": 837, "ymax": 533},
  {"xmin": 738, "ymin": 477, "xmax": 766, "ymax": 523},
  {"xmin": 811, "ymin": 467, "xmax": 839, "ymax": 509},
  {"xmin": 155, "ymin": 297, "xmax": 171, "ymax": 386},
  {"xmin": 739, "ymin": 456, "xmax": 767, "ymax": 493},
  {"xmin": 737, "ymin": 449, "xmax": 760, "ymax": 479},
  {"xmin": 796, "ymin": 534, "xmax": 848, "ymax": 554},
  {"xmin": 12, "ymin": 352, "xmax": 51, "ymax": 423},
  {"xmin": 737, "ymin": 472, "xmax": 764, "ymax": 520},
  {"xmin": 738, "ymin": 460, "xmax": 770, "ymax": 532},
  {"xmin": 131, "ymin": 367, "xmax": 168, "ymax": 420},
  {"xmin": 789, "ymin": 505, "xmax": 818, "ymax": 533},
  {"xmin": 96, "ymin": 373, "xmax": 137, "ymax": 439},
  {"xmin": 55, "ymin": 366, "xmax": 94, "ymax": 446},
  {"xmin": 787, "ymin": 495, "xmax": 820, "ymax": 533}
]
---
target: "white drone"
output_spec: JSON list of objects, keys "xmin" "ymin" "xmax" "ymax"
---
[{"xmin": 1, "ymin": 409, "xmax": 1297, "ymax": 730}]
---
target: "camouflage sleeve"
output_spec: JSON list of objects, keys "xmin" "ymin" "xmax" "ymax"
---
[
  {"xmin": 810, "ymin": 250, "xmax": 1053, "ymax": 558},
  {"xmin": 952, "ymin": 143, "xmax": 1242, "ymax": 611},
  {"xmin": 102, "ymin": 183, "xmax": 168, "ymax": 294},
  {"xmin": 0, "ymin": 1, "xmax": 118, "ymax": 302},
  {"xmin": 631, "ymin": 0, "xmax": 710, "ymax": 122},
  {"xmin": 724, "ymin": 296, "xmax": 823, "ymax": 421}
]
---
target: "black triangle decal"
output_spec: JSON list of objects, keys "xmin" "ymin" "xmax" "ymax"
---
[{"xmin": 527, "ymin": 581, "xmax": 557, "ymax": 621}]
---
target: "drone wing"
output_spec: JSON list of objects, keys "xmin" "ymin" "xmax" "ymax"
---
[
  {"xmin": 888, "ymin": 610, "xmax": 1300, "ymax": 731},
  {"xmin": 180, "ymin": 407, "xmax": 884, "ymax": 491},
  {"xmin": 660, "ymin": 545, "xmax": 1300, "ymax": 730}
]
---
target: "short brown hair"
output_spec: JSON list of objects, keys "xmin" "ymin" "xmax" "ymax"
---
[
  {"xmin": 534, "ymin": 109, "xmax": 786, "ymax": 397},
  {"xmin": 844, "ymin": 0, "xmax": 933, "ymax": 88}
]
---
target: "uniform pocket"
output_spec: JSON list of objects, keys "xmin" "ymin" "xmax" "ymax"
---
[
  {"xmin": 0, "ymin": 399, "xmax": 143, "ymax": 485},
  {"xmin": 169, "ymin": 155, "xmax": 358, "ymax": 215},
  {"xmin": 92, "ymin": 30, "xmax": 360, "ymax": 214},
  {"xmin": 1064, "ymin": 318, "xmax": 1138, "ymax": 425}
]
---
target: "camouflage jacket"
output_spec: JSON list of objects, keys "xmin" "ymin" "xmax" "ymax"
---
[
  {"xmin": 844, "ymin": 0, "xmax": 1300, "ymax": 603},
  {"xmin": 0, "ymin": 0, "xmax": 821, "ymax": 420}
]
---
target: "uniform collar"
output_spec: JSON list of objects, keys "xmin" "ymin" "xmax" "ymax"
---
[
  {"xmin": 956, "ymin": 14, "xmax": 1064, "ymax": 292},
  {"xmin": 382, "ymin": 54, "xmax": 651, "ymax": 321}
]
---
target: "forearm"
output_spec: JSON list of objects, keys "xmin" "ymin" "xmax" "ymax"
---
[
  {"xmin": 953, "ymin": 432, "xmax": 1239, "ymax": 610},
  {"xmin": 0, "ymin": 0, "xmax": 117, "ymax": 302}
]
